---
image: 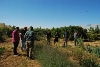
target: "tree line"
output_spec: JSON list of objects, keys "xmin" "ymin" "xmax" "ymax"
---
[{"xmin": 0, "ymin": 23, "xmax": 100, "ymax": 42}]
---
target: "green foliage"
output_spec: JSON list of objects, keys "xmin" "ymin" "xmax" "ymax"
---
[
  {"xmin": 0, "ymin": 27, "xmax": 11, "ymax": 41},
  {"xmin": 50, "ymin": 25, "xmax": 85, "ymax": 40},
  {"xmin": 95, "ymin": 25, "xmax": 100, "ymax": 34},
  {"xmin": 86, "ymin": 33, "xmax": 97, "ymax": 41},
  {"xmin": 77, "ymin": 37, "xmax": 85, "ymax": 49},
  {"xmin": 0, "ymin": 23, "xmax": 15, "ymax": 41},
  {"xmin": 86, "ymin": 26, "xmax": 100, "ymax": 41},
  {"xmin": 71, "ymin": 44, "xmax": 100, "ymax": 67},
  {"xmin": 81, "ymin": 57, "xmax": 99, "ymax": 67},
  {"xmin": 0, "ymin": 47, "xmax": 5, "ymax": 56},
  {"xmin": 86, "ymin": 45, "xmax": 100, "ymax": 57},
  {"xmin": 71, "ymin": 47, "xmax": 84, "ymax": 66},
  {"xmin": 34, "ymin": 44, "xmax": 73, "ymax": 67}
]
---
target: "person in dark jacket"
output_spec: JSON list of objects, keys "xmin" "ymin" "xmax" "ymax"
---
[
  {"xmin": 46, "ymin": 30, "xmax": 51, "ymax": 45},
  {"xmin": 54, "ymin": 31, "xmax": 59, "ymax": 45}
]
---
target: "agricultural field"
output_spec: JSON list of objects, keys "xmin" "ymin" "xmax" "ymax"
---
[
  {"xmin": 0, "ymin": 37, "xmax": 100, "ymax": 67},
  {"xmin": 0, "ymin": 23, "xmax": 100, "ymax": 67}
]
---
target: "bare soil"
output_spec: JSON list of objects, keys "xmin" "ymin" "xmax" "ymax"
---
[{"xmin": 0, "ymin": 38, "xmax": 41, "ymax": 67}]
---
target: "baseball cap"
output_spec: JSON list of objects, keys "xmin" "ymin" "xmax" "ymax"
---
[{"xmin": 24, "ymin": 26, "xmax": 27, "ymax": 29}]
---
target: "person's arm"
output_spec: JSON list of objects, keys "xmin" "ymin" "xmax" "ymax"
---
[
  {"xmin": 19, "ymin": 33, "xmax": 22, "ymax": 40},
  {"xmin": 50, "ymin": 33, "xmax": 51, "ymax": 39},
  {"xmin": 33, "ymin": 32, "xmax": 36, "ymax": 40},
  {"xmin": 24, "ymin": 31, "xmax": 27, "ymax": 41}
]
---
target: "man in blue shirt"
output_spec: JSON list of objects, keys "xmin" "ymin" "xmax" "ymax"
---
[{"xmin": 63, "ymin": 30, "xmax": 69, "ymax": 47}]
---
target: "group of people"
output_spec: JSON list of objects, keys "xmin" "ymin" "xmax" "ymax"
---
[
  {"xmin": 46, "ymin": 30, "xmax": 79, "ymax": 47},
  {"xmin": 12, "ymin": 26, "xmax": 35, "ymax": 59},
  {"xmin": 12, "ymin": 26, "xmax": 79, "ymax": 59},
  {"xmin": 46, "ymin": 30, "xmax": 60, "ymax": 46}
]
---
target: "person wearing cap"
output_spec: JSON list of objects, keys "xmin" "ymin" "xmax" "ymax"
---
[
  {"xmin": 24, "ymin": 26, "xmax": 36, "ymax": 59},
  {"xmin": 19, "ymin": 29, "xmax": 25, "ymax": 52},
  {"xmin": 23, "ymin": 27, "xmax": 27, "ymax": 35},
  {"xmin": 19, "ymin": 27, "xmax": 27, "ymax": 52},
  {"xmin": 12, "ymin": 27, "xmax": 20, "ymax": 56}
]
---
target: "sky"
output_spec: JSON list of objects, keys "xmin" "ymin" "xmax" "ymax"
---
[{"xmin": 0, "ymin": 0, "xmax": 100, "ymax": 29}]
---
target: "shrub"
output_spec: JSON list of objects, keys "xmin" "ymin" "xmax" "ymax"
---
[
  {"xmin": 77, "ymin": 37, "xmax": 84, "ymax": 49},
  {"xmin": 86, "ymin": 33, "xmax": 98, "ymax": 41},
  {"xmin": 86, "ymin": 45, "xmax": 100, "ymax": 57},
  {"xmin": 81, "ymin": 56, "xmax": 99, "ymax": 67}
]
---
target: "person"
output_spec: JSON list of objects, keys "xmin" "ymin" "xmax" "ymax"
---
[
  {"xmin": 74, "ymin": 31, "xmax": 78, "ymax": 46},
  {"xmin": 12, "ymin": 27, "xmax": 20, "ymax": 56},
  {"xmin": 19, "ymin": 29, "xmax": 25, "ymax": 52},
  {"xmin": 19, "ymin": 27, "xmax": 27, "ymax": 52},
  {"xmin": 63, "ymin": 30, "xmax": 69, "ymax": 47},
  {"xmin": 24, "ymin": 26, "xmax": 35, "ymax": 59},
  {"xmin": 46, "ymin": 30, "xmax": 51, "ymax": 45},
  {"xmin": 23, "ymin": 27, "xmax": 27, "ymax": 35},
  {"xmin": 54, "ymin": 31, "xmax": 59, "ymax": 47}
]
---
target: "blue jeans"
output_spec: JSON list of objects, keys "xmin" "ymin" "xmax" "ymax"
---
[
  {"xmin": 74, "ymin": 38, "xmax": 78, "ymax": 46},
  {"xmin": 64, "ymin": 38, "xmax": 68, "ymax": 47},
  {"xmin": 20, "ymin": 40, "xmax": 25, "ymax": 51}
]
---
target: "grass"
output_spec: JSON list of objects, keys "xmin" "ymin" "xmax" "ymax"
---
[
  {"xmin": 0, "ymin": 47, "xmax": 5, "ymax": 59},
  {"xmin": 21, "ymin": 59, "xmax": 27, "ymax": 67},
  {"xmin": 34, "ymin": 44, "xmax": 74, "ymax": 67},
  {"xmin": 33, "ymin": 38, "xmax": 100, "ymax": 67},
  {"xmin": 0, "ymin": 47, "xmax": 5, "ymax": 56}
]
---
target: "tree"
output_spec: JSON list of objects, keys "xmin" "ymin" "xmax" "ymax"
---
[{"xmin": 95, "ymin": 25, "xmax": 100, "ymax": 34}]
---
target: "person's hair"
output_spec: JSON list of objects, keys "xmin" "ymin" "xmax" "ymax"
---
[
  {"xmin": 20, "ymin": 29, "xmax": 24, "ymax": 33},
  {"xmin": 30, "ymin": 26, "xmax": 33, "ymax": 30},
  {"xmin": 16, "ymin": 27, "xmax": 19, "ymax": 30},
  {"xmin": 24, "ymin": 27, "xmax": 27, "ymax": 29}
]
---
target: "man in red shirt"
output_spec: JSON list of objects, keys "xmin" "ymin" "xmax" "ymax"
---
[{"xmin": 12, "ymin": 27, "xmax": 20, "ymax": 56}]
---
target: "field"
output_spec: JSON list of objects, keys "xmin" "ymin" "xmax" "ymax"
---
[{"xmin": 0, "ymin": 37, "xmax": 100, "ymax": 67}]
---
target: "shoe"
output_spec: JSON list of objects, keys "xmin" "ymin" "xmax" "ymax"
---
[
  {"xmin": 30, "ymin": 57, "xmax": 35, "ymax": 60},
  {"xmin": 14, "ymin": 55, "xmax": 18, "ymax": 57}
]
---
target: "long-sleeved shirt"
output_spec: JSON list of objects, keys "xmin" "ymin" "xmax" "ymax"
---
[
  {"xmin": 24, "ymin": 30, "xmax": 36, "ymax": 41},
  {"xmin": 46, "ymin": 32, "xmax": 51, "ymax": 39},
  {"xmin": 74, "ymin": 32, "xmax": 78, "ymax": 39},
  {"xmin": 12, "ymin": 29, "xmax": 20, "ymax": 42}
]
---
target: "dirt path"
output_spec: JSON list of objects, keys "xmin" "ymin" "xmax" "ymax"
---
[{"xmin": 0, "ymin": 38, "xmax": 41, "ymax": 67}]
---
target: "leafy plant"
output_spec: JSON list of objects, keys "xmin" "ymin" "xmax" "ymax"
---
[
  {"xmin": 86, "ymin": 45, "xmax": 100, "ymax": 57},
  {"xmin": 81, "ymin": 57, "xmax": 99, "ymax": 67},
  {"xmin": 0, "ymin": 47, "xmax": 5, "ymax": 56}
]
